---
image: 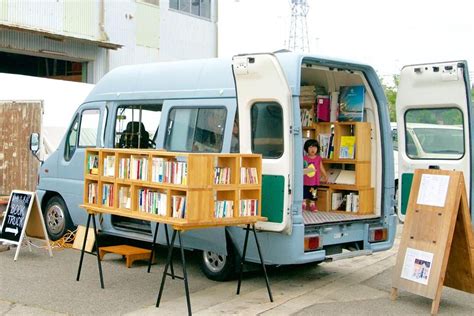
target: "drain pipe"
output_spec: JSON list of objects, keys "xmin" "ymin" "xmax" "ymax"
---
[{"xmin": 99, "ymin": 0, "xmax": 110, "ymax": 75}]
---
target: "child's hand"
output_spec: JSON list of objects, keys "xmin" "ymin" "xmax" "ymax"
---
[{"xmin": 321, "ymin": 174, "xmax": 328, "ymax": 183}]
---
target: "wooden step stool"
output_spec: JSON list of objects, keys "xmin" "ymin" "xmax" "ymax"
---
[{"xmin": 99, "ymin": 245, "xmax": 155, "ymax": 268}]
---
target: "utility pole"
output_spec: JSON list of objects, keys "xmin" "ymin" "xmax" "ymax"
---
[{"xmin": 288, "ymin": 0, "xmax": 310, "ymax": 52}]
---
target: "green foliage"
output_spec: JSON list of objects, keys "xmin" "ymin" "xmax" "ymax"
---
[
  {"xmin": 406, "ymin": 108, "xmax": 462, "ymax": 125},
  {"xmin": 382, "ymin": 75, "xmax": 398, "ymax": 122}
]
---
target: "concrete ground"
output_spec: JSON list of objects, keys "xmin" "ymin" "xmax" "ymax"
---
[{"xmin": 1, "ymin": 226, "xmax": 474, "ymax": 315}]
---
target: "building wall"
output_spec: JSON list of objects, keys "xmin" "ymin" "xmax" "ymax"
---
[
  {"xmin": 158, "ymin": 0, "xmax": 217, "ymax": 61},
  {"xmin": 0, "ymin": 0, "xmax": 218, "ymax": 82}
]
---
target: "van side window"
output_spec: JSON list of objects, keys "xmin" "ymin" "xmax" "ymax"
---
[
  {"xmin": 251, "ymin": 102, "xmax": 283, "ymax": 158},
  {"xmin": 165, "ymin": 108, "xmax": 226, "ymax": 153},
  {"xmin": 114, "ymin": 105, "xmax": 161, "ymax": 149},
  {"xmin": 404, "ymin": 108, "xmax": 464, "ymax": 159},
  {"xmin": 64, "ymin": 109, "xmax": 100, "ymax": 161}
]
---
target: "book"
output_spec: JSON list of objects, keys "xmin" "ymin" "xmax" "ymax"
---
[
  {"xmin": 338, "ymin": 85, "xmax": 365, "ymax": 122},
  {"xmin": 339, "ymin": 136, "xmax": 356, "ymax": 159},
  {"xmin": 351, "ymin": 194, "xmax": 359, "ymax": 212},
  {"xmin": 326, "ymin": 168, "xmax": 342, "ymax": 184},
  {"xmin": 345, "ymin": 193, "xmax": 353, "ymax": 212},
  {"xmin": 331, "ymin": 192, "xmax": 343, "ymax": 210},
  {"xmin": 335, "ymin": 170, "xmax": 356, "ymax": 185},
  {"xmin": 316, "ymin": 95, "xmax": 330, "ymax": 122}
]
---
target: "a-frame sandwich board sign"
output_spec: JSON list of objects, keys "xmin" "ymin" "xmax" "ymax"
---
[
  {"xmin": 391, "ymin": 169, "xmax": 474, "ymax": 315},
  {"xmin": 0, "ymin": 190, "xmax": 52, "ymax": 260}
]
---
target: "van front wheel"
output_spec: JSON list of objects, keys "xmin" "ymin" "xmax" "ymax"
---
[{"xmin": 44, "ymin": 196, "xmax": 74, "ymax": 241}]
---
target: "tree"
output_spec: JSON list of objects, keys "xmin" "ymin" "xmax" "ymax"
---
[{"xmin": 382, "ymin": 75, "xmax": 398, "ymax": 122}]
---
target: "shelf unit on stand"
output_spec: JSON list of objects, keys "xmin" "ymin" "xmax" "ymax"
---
[{"xmin": 77, "ymin": 148, "xmax": 273, "ymax": 315}]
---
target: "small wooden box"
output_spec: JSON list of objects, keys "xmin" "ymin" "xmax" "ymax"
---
[{"xmin": 316, "ymin": 187, "xmax": 330, "ymax": 211}]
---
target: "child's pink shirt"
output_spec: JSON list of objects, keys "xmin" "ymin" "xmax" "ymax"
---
[{"xmin": 304, "ymin": 155, "xmax": 322, "ymax": 186}]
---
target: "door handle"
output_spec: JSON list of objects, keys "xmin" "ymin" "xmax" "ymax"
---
[{"xmin": 428, "ymin": 165, "xmax": 440, "ymax": 170}]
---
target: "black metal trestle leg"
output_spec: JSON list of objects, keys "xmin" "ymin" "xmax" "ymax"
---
[
  {"xmin": 252, "ymin": 224, "xmax": 273, "ymax": 302},
  {"xmin": 156, "ymin": 230, "xmax": 177, "ymax": 308},
  {"xmin": 237, "ymin": 224, "xmax": 251, "ymax": 295},
  {"xmin": 91, "ymin": 214, "xmax": 104, "ymax": 289},
  {"xmin": 164, "ymin": 224, "xmax": 175, "ymax": 279},
  {"xmin": 236, "ymin": 224, "xmax": 273, "ymax": 302},
  {"xmin": 156, "ymin": 230, "xmax": 192, "ymax": 315},
  {"xmin": 148, "ymin": 223, "xmax": 160, "ymax": 273},
  {"xmin": 178, "ymin": 231, "xmax": 192, "ymax": 316},
  {"xmin": 76, "ymin": 213, "xmax": 92, "ymax": 282}
]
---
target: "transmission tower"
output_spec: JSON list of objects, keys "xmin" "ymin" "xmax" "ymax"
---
[{"xmin": 288, "ymin": 0, "xmax": 310, "ymax": 52}]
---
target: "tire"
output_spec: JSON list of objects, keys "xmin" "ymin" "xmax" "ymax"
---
[
  {"xmin": 44, "ymin": 196, "xmax": 74, "ymax": 241},
  {"xmin": 200, "ymin": 246, "xmax": 238, "ymax": 281}
]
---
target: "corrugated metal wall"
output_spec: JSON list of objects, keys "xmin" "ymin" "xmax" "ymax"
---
[
  {"xmin": 0, "ymin": 0, "xmax": 218, "ymax": 82},
  {"xmin": 2, "ymin": 0, "xmax": 98, "ymax": 39}
]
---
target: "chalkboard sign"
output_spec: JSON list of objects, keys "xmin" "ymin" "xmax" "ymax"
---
[
  {"xmin": 0, "ymin": 190, "xmax": 52, "ymax": 260},
  {"xmin": 0, "ymin": 192, "xmax": 32, "ymax": 243}
]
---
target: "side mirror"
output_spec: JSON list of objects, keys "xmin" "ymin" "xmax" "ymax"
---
[
  {"xmin": 29, "ymin": 133, "xmax": 43, "ymax": 164},
  {"xmin": 30, "ymin": 133, "xmax": 40, "ymax": 153}
]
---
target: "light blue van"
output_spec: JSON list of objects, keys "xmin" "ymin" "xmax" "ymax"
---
[{"xmin": 33, "ymin": 52, "xmax": 397, "ymax": 280}]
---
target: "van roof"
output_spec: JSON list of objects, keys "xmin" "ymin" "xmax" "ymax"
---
[{"xmin": 84, "ymin": 52, "xmax": 376, "ymax": 103}]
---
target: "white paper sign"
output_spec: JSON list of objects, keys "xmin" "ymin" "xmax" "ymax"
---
[
  {"xmin": 416, "ymin": 174, "xmax": 450, "ymax": 207},
  {"xmin": 401, "ymin": 247, "xmax": 434, "ymax": 285}
]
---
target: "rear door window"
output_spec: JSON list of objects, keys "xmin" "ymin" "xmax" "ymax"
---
[
  {"xmin": 404, "ymin": 108, "xmax": 464, "ymax": 159},
  {"xmin": 251, "ymin": 102, "xmax": 283, "ymax": 158}
]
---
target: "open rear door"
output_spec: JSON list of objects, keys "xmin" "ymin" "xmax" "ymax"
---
[
  {"xmin": 396, "ymin": 61, "xmax": 473, "ymax": 222},
  {"xmin": 232, "ymin": 53, "xmax": 292, "ymax": 233}
]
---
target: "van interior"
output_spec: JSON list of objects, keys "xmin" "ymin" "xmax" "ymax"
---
[{"xmin": 299, "ymin": 61, "xmax": 382, "ymax": 226}]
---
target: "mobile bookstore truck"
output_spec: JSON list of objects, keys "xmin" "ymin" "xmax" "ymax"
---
[{"xmin": 33, "ymin": 52, "xmax": 397, "ymax": 280}]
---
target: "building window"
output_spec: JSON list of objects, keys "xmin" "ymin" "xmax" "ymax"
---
[{"xmin": 169, "ymin": 0, "xmax": 211, "ymax": 19}]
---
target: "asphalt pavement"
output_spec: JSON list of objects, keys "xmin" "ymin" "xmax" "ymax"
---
[{"xmin": 1, "ymin": 226, "xmax": 474, "ymax": 315}]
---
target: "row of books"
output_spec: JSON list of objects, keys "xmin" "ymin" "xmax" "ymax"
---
[
  {"xmin": 87, "ymin": 183, "xmax": 98, "ymax": 204},
  {"xmin": 214, "ymin": 200, "xmax": 234, "ymax": 218},
  {"xmin": 151, "ymin": 158, "xmax": 188, "ymax": 185},
  {"xmin": 103, "ymin": 156, "xmax": 115, "ymax": 177},
  {"xmin": 172, "ymin": 195, "xmax": 186, "ymax": 218},
  {"xmin": 300, "ymin": 85, "xmax": 365, "ymax": 123},
  {"xmin": 117, "ymin": 156, "xmax": 148, "ymax": 180},
  {"xmin": 241, "ymin": 167, "xmax": 258, "ymax": 184},
  {"xmin": 300, "ymin": 108, "xmax": 314, "ymax": 127},
  {"xmin": 88, "ymin": 154, "xmax": 99, "ymax": 175},
  {"xmin": 331, "ymin": 192, "xmax": 360, "ymax": 212},
  {"xmin": 102, "ymin": 184, "xmax": 114, "ymax": 207},
  {"xmin": 137, "ymin": 188, "xmax": 167, "ymax": 215},
  {"xmin": 88, "ymin": 183, "xmax": 260, "ymax": 217},
  {"xmin": 240, "ymin": 199, "xmax": 258, "ymax": 216},
  {"xmin": 119, "ymin": 187, "xmax": 131, "ymax": 209},
  {"xmin": 214, "ymin": 167, "xmax": 231, "ymax": 184},
  {"xmin": 317, "ymin": 134, "xmax": 356, "ymax": 160}
]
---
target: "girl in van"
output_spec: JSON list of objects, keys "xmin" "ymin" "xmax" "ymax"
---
[{"xmin": 303, "ymin": 139, "xmax": 327, "ymax": 212}]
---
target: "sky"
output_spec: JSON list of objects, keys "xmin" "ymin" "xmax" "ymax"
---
[{"xmin": 218, "ymin": 0, "xmax": 474, "ymax": 85}]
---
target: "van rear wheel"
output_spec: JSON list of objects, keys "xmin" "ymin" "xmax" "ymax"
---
[
  {"xmin": 200, "ymin": 248, "xmax": 236, "ymax": 281},
  {"xmin": 44, "ymin": 196, "xmax": 74, "ymax": 241}
]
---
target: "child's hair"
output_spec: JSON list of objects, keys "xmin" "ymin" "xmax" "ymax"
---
[{"xmin": 304, "ymin": 139, "xmax": 320, "ymax": 154}]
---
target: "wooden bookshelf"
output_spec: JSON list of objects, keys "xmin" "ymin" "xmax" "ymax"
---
[
  {"xmin": 82, "ymin": 149, "xmax": 263, "ymax": 230},
  {"xmin": 308, "ymin": 122, "xmax": 374, "ymax": 214}
]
